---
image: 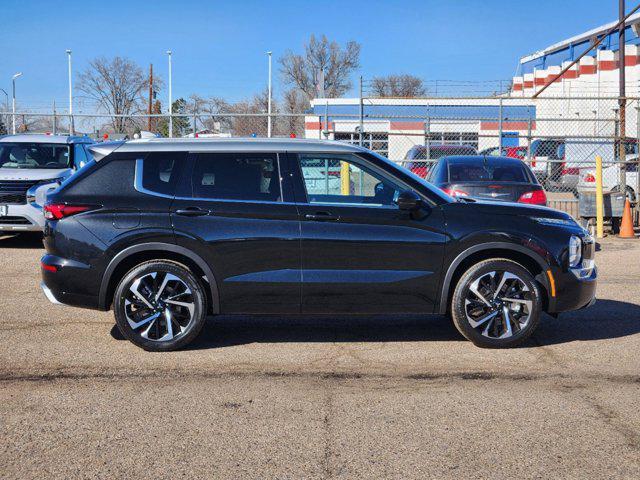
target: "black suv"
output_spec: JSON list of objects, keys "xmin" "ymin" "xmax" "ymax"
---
[{"xmin": 41, "ymin": 138, "xmax": 596, "ymax": 351}]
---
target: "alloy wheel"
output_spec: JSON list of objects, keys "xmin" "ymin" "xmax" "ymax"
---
[
  {"xmin": 124, "ymin": 271, "xmax": 195, "ymax": 342},
  {"xmin": 464, "ymin": 270, "xmax": 534, "ymax": 339}
]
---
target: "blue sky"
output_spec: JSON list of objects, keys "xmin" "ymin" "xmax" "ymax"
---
[{"xmin": 0, "ymin": 0, "xmax": 629, "ymax": 110}]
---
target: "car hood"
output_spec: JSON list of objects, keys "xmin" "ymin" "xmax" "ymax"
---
[
  {"xmin": 0, "ymin": 168, "xmax": 72, "ymax": 181},
  {"xmin": 452, "ymin": 198, "xmax": 572, "ymax": 220}
]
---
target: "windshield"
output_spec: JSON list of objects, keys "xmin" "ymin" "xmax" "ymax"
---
[
  {"xmin": 0, "ymin": 143, "xmax": 71, "ymax": 169},
  {"xmin": 448, "ymin": 160, "xmax": 530, "ymax": 183}
]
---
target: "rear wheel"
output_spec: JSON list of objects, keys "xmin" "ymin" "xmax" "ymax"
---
[
  {"xmin": 450, "ymin": 259, "xmax": 542, "ymax": 348},
  {"xmin": 113, "ymin": 260, "xmax": 207, "ymax": 351}
]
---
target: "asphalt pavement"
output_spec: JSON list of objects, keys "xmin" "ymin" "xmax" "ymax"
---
[{"xmin": 1, "ymin": 233, "xmax": 639, "ymax": 479}]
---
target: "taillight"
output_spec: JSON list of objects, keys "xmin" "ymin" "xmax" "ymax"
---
[
  {"xmin": 518, "ymin": 190, "xmax": 547, "ymax": 205},
  {"xmin": 562, "ymin": 167, "xmax": 580, "ymax": 175},
  {"xmin": 43, "ymin": 203, "xmax": 92, "ymax": 220},
  {"xmin": 40, "ymin": 261, "xmax": 58, "ymax": 273},
  {"xmin": 583, "ymin": 173, "xmax": 596, "ymax": 183},
  {"xmin": 441, "ymin": 187, "xmax": 469, "ymax": 198}
]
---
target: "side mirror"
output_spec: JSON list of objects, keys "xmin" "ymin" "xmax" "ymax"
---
[{"xmin": 395, "ymin": 190, "xmax": 422, "ymax": 211}]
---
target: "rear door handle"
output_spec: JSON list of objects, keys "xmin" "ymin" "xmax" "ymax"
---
[
  {"xmin": 304, "ymin": 212, "xmax": 339, "ymax": 222},
  {"xmin": 174, "ymin": 207, "xmax": 210, "ymax": 217}
]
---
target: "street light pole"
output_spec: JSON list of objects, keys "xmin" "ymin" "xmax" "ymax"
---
[
  {"xmin": 267, "ymin": 51, "xmax": 272, "ymax": 138},
  {"xmin": 66, "ymin": 49, "xmax": 74, "ymax": 134},
  {"xmin": 166, "ymin": 50, "xmax": 173, "ymax": 138},
  {"xmin": 12, "ymin": 72, "xmax": 22, "ymax": 134},
  {"xmin": 0, "ymin": 88, "xmax": 7, "ymax": 134}
]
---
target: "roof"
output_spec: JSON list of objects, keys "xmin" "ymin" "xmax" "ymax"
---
[
  {"xmin": 119, "ymin": 137, "xmax": 367, "ymax": 153},
  {"xmin": 89, "ymin": 137, "xmax": 368, "ymax": 161},
  {"xmin": 520, "ymin": 11, "xmax": 640, "ymax": 65},
  {"xmin": 0, "ymin": 134, "xmax": 94, "ymax": 144},
  {"xmin": 445, "ymin": 155, "xmax": 524, "ymax": 164},
  {"xmin": 309, "ymin": 98, "xmax": 535, "ymax": 122}
]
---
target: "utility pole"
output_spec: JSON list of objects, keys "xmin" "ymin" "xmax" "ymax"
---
[
  {"xmin": 148, "ymin": 64, "xmax": 154, "ymax": 131},
  {"xmin": 66, "ymin": 49, "xmax": 74, "ymax": 134},
  {"xmin": 166, "ymin": 51, "xmax": 173, "ymax": 138},
  {"xmin": 618, "ymin": 0, "xmax": 627, "ymax": 192},
  {"xmin": 267, "ymin": 51, "xmax": 272, "ymax": 138}
]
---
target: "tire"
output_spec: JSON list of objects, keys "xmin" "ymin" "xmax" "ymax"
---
[
  {"xmin": 113, "ymin": 260, "xmax": 207, "ymax": 351},
  {"xmin": 450, "ymin": 259, "xmax": 543, "ymax": 348}
]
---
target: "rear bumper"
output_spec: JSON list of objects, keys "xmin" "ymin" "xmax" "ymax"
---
[
  {"xmin": 40, "ymin": 281, "xmax": 62, "ymax": 304},
  {"xmin": 40, "ymin": 254, "xmax": 102, "ymax": 309}
]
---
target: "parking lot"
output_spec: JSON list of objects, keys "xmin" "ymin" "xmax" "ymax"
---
[{"xmin": 0, "ymin": 233, "xmax": 639, "ymax": 479}]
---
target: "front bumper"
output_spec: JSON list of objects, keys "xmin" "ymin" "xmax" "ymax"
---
[
  {"xmin": 550, "ymin": 265, "xmax": 597, "ymax": 313},
  {"xmin": 0, "ymin": 203, "xmax": 45, "ymax": 231}
]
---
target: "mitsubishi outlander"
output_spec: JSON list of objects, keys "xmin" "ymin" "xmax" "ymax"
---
[{"xmin": 40, "ymin": 138, "xmax": 596, "ymax": 351}]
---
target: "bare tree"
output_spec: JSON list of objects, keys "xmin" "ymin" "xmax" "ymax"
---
[
  {"xmin": 279, "ymin": 88, "xmax": 307, "ymax": 137},
  {"xmin": 187, "ymin": 94, "xmax": 234, "ymax": 134},
  {"xmin": 279, "ymin": 34, "xmax": 361, "ymax": 100},
  {"xmin": 370, "ymin": 74, "xmax": 426, "ymax": 98},
  {"xmin": 77, "ymin": 56, "xmax": 152, "ymax": 134}
]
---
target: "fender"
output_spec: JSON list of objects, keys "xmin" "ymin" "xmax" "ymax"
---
[
  {"xmin": 98, "ymin": 242, "xmax": 220, "ymax": 313},
  {"xmin": 436, "ymin": 241, "xmax": 552, "ymax": 314}
]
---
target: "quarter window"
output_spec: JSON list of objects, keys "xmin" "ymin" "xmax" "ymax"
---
[
  {"xmin": 298, "ymin": 154, "xmax": 400, "ymax": 206},
  {"xmin": 190, "ymin": 153, "xmax": 281, "ymax": 202},
  {"xmin": 140, "ymin": 152, "xmax": 185, "ymax": 196}
]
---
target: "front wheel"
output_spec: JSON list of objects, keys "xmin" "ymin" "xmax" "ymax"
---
[
  {"xmin": 113, "ymin": 260, "xmax": 207, "ymax": 351},
  {"xmin": 450, "ymin": 259, "xmax": 543, "ymax": 348}
]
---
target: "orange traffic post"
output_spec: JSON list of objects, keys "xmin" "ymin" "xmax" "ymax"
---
[{"xmin": 619, "ymin": 198, "xmax": 635, "ymax": 238}]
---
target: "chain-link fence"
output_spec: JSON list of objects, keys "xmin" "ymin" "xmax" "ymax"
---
[{"xmin": 2, "ymin": 95, "xmax": 639, "ymax": 226}]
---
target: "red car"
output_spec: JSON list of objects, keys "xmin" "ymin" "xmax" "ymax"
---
[{"xmin": 404, "ymin": 144, "xmax": 477, "ymax": 178}]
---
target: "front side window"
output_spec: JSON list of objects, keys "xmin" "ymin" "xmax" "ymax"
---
[
  {"xmin": 298, "ymin": 154, "xmax": 400, "ymax": 207},
  {"xmin": 190, "ymin": 153, "xmax": 281, "ymax": 202},
  {"xmin": 0, "ymin": 143, "xmax": 70, "ymax": 169}
]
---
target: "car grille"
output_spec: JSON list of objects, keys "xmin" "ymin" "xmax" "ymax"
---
[
  {"xmin": 0, "ymin": 216, "xmax": 32, "ymax": 225},
  {"xmin": 0, "ymin": 180, "xmax": 40, "ymax": 205}
]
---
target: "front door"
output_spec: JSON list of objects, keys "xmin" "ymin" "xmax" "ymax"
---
[
  {"xmin": 289, "ymin": 152, "xmax": 447, "ymax": 314},
  {"xmin": 171, "ymin": 151, "xmax": 301, "ymax": 314}
]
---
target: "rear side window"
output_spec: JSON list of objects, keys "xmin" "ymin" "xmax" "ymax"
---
[
  {"xmin": 190, "ymin": 153, "xmax": 281, "ymax": 202},
  {"xmin": 140, "ymin": 152, "xmax": 186, "ymax": 196}
]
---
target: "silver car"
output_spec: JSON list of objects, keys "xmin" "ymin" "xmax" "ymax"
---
[{"xmin": 0, "ymin": 134, "xmax": 94, "ymax": 231}]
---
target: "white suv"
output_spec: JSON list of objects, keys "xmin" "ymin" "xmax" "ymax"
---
[
  {"xmin": 0, "ymin": 134, "xmax": 94, "ymax": 231},
  {"xmin": 577, "ymin": 156, "xmax": 638, "ymax": 205}
]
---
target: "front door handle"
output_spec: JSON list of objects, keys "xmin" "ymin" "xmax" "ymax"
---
[
  {"xmin": 175, "ymin": 207, "xmax": 210, "ymax": 217},
  {"xmin": 304, "ymin": 212, "xmax": 339, "ymax": 222}
]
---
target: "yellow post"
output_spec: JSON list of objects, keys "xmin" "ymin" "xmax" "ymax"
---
[
  {"xmin": 340, "ymin": 161, "xmax": 350, "ymax": 195},
  {"xmin": 595, "ymin": 155, "xmax": 604, "ymax": 238}
]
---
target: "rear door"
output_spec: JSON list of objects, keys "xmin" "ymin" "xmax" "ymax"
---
[
  {"xmin": 288, "ymin": 152, "xmax": 447, "ymax": 314},
  {"xmin": 171, "ymin": 151, "xmax": 301, "ymax": 314}
]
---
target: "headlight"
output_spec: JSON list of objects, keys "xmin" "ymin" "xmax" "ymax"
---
[
  {"xmin": 569, "ymin": 235, "xmax": 582, "ymax": 267},
  {"xmin": 532, "ymin": 216, "xmax": 577, "ymax": 227},
  {"xmin": 26, "ymin": 180, "xmax": 63, "ymax": 208}
]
